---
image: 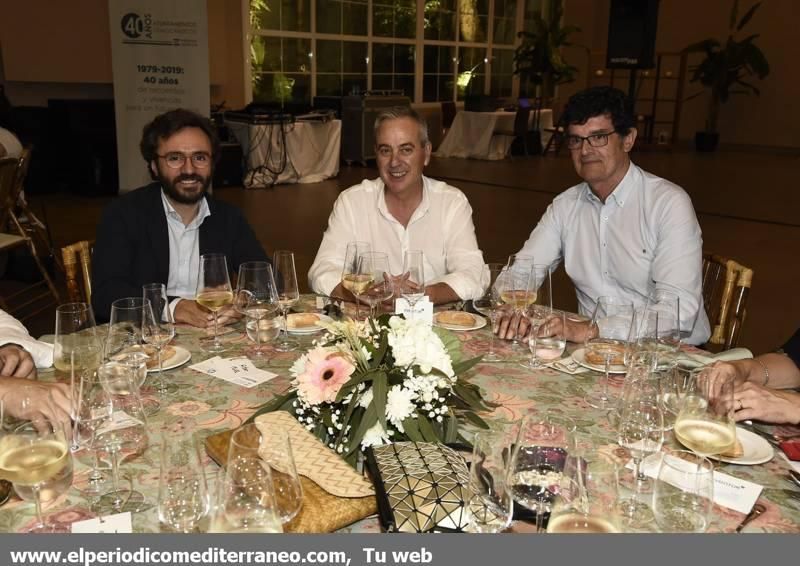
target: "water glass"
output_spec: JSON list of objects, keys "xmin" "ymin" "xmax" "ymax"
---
[
  {"xmin": 653, "ymin": 451, "xmax": 714, "ymax": 532},
  {"xmin": 158, "ymin": 429, "xmax": 209, "ymax": 532},
  {"xmin": 467, "ymin": 431, "xmax": 514, "ymax": 533}
]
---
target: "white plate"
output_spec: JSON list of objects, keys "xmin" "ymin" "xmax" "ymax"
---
[
  {"xmin": 571, "ymin": 347, "xmax": 627, "ymax": 374},
  {"xmin": 713, "ymin": 427, "xmax": 774, "ymax": 466},
  {"xmin": 433, "ymin": 312, "xmax": 487, "ymax": 332},
  {"xmin": 146, "ymin": 346, "xmax": 191, "ymax": 373},
  {"xmin": 286, "ymin": 313, "xmax": 334, "ymax": 335}
]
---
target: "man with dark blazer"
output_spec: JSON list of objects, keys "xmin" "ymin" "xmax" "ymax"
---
[{"xmin": 92, "ymin": 109, "xmax": 268, "ymax": 326}]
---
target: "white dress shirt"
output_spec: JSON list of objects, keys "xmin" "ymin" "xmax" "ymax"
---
[
  {"xmin": 517, "ymin": 162, "xmax": 711, "ymax": 345},
  {"xmin": 0, "ymin": 309, "xmax": 53, "ymax": 368},
  {"xmin": 161, "ymin": 190, "xmax": 211, "ymax": 315},
  {"xmin": 309, "ymin": 176, "xmax": 488, "ymax": 300}
]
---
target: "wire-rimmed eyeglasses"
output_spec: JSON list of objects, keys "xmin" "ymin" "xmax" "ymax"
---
[{"xmin": 156, "ymin": 151, "xmax": 212, "ymax": 169}]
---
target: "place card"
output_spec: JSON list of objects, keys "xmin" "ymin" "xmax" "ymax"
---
[
  {"xmin": 71, "ymin": 511, "xmax": 132, "ymax": 533},
  {"xmin": 189, "ymin": 356, "xmax": 278, "ymax": 388},
  {"xmin": 638, "ymin": 454, "xmax": 763, "ymax": 514},
  {"xmin": 394, "ymin": 297, "xmax": 433, "ymax": 325},
  {"xmin": 95, "ymin": 411, "xmax": 144, "ymax": 436}
]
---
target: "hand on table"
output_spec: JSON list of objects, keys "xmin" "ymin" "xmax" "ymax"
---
[
  {"xmin": 492, "ymin": 308, "xmax": 592, "ymax": 343},
  {"xmin": 0, "ymin": 378, "xmax": 72, "ymax": 428},
  {"xmin": 0, "ymin": 344, "xmax": 37, "ymax": 379},
  {"xmin": 733, "ymin": 381, "xmax": 800, "ymax": 425},
  {"xmin": 174, "ymin": 299, "xmax": 242, "ymax": 329}
]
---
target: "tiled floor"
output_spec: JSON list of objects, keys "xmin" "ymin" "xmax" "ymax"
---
[{"xmin": 14, "ymin": 148, "xmax": 800, "ymax": 355}]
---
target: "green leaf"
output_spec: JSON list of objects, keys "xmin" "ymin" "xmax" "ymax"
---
[
  {"xmin": 452, "ymin": 355, "xmax": 483, "ymax": 376},
  {"xmin": 370, "ymin": 330, "xmax": 389, "ymax": 369},
  {"xmin": 401, "ymin": 417, "xmax": 424, "ymax": 442},
  {"xmin": 464, "ymin": 411, "xmax": 491, "ymax": 430},
  {"xmin": 736, "ymin": 2, "xmax": 761, "ymax": 31},
  {"xmin": 347, "ymin": 402, "xmax": 377, "ymax": 457},
  {"xmin": 372, "ymin": 371, "xmax": 388, "ymax": 430},
  {"xmin": 337, "ymin": 392, "xmax": 361, "ymax": 445},
  {"xmin": 445, "ymin": 412, "xmax": 458, "ymax": 443},
  {"xmin": 417, "ymin": 414, "xmax": 441, "ymax": 442},
  {"xmin": 245, "ymin": 389, "xmax": 294, "ymax": 423},
  {"xmin": 334, "ymin": 371, "xmax": 376, "ymax": 402}
]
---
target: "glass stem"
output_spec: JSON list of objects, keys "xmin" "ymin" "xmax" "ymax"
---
[
  {"xmin": 110, "ymin": 449, "xmax": 121, "ymax": 504},
  {"xmin": 354, "ymin": 295, "xmax": 361, "ymax": 320},
  {"xmin": 213, "ymin": 311, "xmax": 220, "ymax": 346},
  {"xmin": 488, "ymin": 313, "xmax": 496, "ymax": 356},
  {"xmin": 255, "ymin": 316, "xmax": 261, "ymax": 350},
  {"xmin": 602, "ymin": 357, "xmax": 611, "ymax": 401},
  {"xmin": 282, "ymin": 309, "xmax": 289, "ymax": 340},
  {"xmin": 32, "ymin": 484, "xmax": 45, "ymax": 528},
  {"xmin": 157, "ymin": 347, "xmax": 165, "ymax": 395},
  {"xmin": 633, "ymin": 458, "xmax": 643, "ymax": 487}
]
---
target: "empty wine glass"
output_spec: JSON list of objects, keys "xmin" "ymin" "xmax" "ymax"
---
[
  {"xmin": 547, "ymin": 457, "xmax": 622, "ymax": 533},
  {"xmin": 106, "ymin": 297, "xmax": 149, "ymax": 395},
  {"xmin": 71, "ymin": 370, "xmax": 113, "ymax": 497},
  {"xmin": 467, "ymin": 431, "xmax": 514, "ymax": 533},
  {"xmin": 0, "ymin": 393, "xmax": 73, "ymax": 533},
  {"xmin": 400, "ymin": 250, "xmax": 426, "ymax": 320},
  {"xmin": 508, "ymin": 413, "xmax": 575, "ymax": 532},
  {"xmin": 472, "ymin": 263, "xmax": 505, "ymax": 362},
  {"xmin": 209, "ymin": 424, "xmax": 283, "ymax": 533},
  {"xmin": 196, "ymin": 253, "xmax": 234, "ymax": 354},
  {"xmin": 649, "ymin": 290, "xmax": 681, "ymax": 367},
  {"xmin": 340, "ymin": 241, "xmax": 372, "ymax": 320},
  {"xmin": 653, "ymin": 450, "xmax": 714, "ymax": 532},
  {"xmin": 273, "ymin": 250, "xmax": 300, "ymax": 352},
  {"xmin": 625, "ymin": 306, "xmax": 659, "ymax": 370},
  {"xmin": 234, "ymin": 262, "xmax": 280, "ymax": 359},
  {"xmin": 584, "ymin": 296, "xmax": 634, "ymax": 410},
  {"xmin": 253, "ymin": 424, "xmax": 304, "ymax": 524},
  {"xmin": 93, "ymin": 361, "xmax": 150, "ymax": 513},
  {"xmin": 357, "ymin": 252, "xmax": 393, "ymax": 320},
  {"xmin": 142, "ymin": 283, "xmax": 176, "ymax": 398},
  {"xmin": 158, "ymin": 427, "xmax": 209, "ymax": 533}
]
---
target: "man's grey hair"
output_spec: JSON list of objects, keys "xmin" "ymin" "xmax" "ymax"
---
[{"xmin": 373, "ymin": 106, "xmax": 430, "ymax": 147}]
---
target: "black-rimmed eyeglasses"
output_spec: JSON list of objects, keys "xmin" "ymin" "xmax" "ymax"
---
[
  {"xmin": 565, "ymin": 131, "xmax": 617, "ymax": 150},
  {"xmin": 156, "ymin": 151, "xmax": 212, "ymax": 169}
]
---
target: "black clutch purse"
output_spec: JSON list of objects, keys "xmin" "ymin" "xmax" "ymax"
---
[{"xmin": 365, "ymin": 442, "xmax": 471, "ymax": 533}]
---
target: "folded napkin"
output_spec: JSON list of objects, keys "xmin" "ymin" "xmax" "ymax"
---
[
  {"xmin": 675, "ymin": 347, "xmax": 753, "ymax": 369},
  {"xmin": 546, "ymin": 358, "xmax": 591, "ymax": 375}
]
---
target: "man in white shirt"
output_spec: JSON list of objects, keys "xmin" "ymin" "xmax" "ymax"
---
[
  {"xmin": 309, "ymin": 106, "xmax": 487, "ymax": 304},
  {"xmin": 0, "ymin": 309, "xmax": 71, "ymax": 423},
  {"xmin": 496, "ymin": 86, "xmax": 710, "ymax": 345}
]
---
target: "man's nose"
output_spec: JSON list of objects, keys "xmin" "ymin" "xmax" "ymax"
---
[
  {"xmin": 180, "ymin": 156, "xmax": 196, "ymax": 173},
  {"xmin": 579, "ymin": 139, "xmax": 592, "ymax": 155}
]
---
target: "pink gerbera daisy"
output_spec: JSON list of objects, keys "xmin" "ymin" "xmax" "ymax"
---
[{"xmin": 296, "ymin": 349, "xmax": 355, "ymax": 405}]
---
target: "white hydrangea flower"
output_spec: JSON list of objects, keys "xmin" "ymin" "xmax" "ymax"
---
[{"xmin": 361, "ymin": 421, "xmax": 390, "ymax": 448}]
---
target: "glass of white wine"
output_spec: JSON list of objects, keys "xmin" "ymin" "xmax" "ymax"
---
[
  {"xmin": 400, "ymin": 250, "xmax": 426, "ymax": 320},
  {"xmin": 0, "ymin": 393, "xmax": 73, "ymax": 533},
  {"xmin": 546, "ymin": 458, "xmax": 622, "ymax": 533},
  {"xmin": 234, "ymin": 262, "xmax": 280, "ymax": 359},
  {"xmin": 340, "ymin": 241, "xmax": 371, "ymax": 320},
  {"xmin": 196, "ymin": 253, "xmax": 234, "ymax": 354},
  {"xmin": 273, "ymin": 250, "xmax": 300, "ymax": 352},
  {"xmin": 674, "ymin": 369, "xmax": 736, "ymax": 460},
  {"xmin": 142, "ymin": 283, "xmax": 176, "ymax": 398},
  {"xmin": 496, "ymin": 264, "xmax": 534, "ymax": 350},
  {"xmin": 53, "ymin": 302, "xmax": 102, "ymax": 379},
  {"xmin": 357, "ymin": 252, "xmax": 393, "ymax": 320},
  {"xmin": 209, "ymin": 424, "xmax": 283, "ymax": 533}
]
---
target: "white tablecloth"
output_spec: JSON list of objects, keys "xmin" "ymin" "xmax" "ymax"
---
[
  {"xmin": 226, "ymin": 119, "xmax": 341, "ymax": 187},
  {"xmin": 434, "ymin": 110, "xmax": 554, "ymax": 160}
]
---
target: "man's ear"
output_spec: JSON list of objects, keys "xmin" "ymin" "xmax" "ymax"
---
[
  {"xmin": 423, "ymin": 142, "xmax": 432, "ymax": 166},
  {"xmin": 149, "ymin": 160, "xmax": 158, "ymax": 178},
  {"xmin": 622, "ymin": 128, "xmax": 637, "ymax": 153}
]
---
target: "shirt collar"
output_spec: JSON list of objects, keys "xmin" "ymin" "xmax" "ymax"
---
[
  {"xmin": 582, "ymin": 161, "xmax": 637, "ymax": 208},
  {"xmin": 160, "ymin": 189, "xmax": 211, "ymax": 228},
  {"xmin": 377, "ymin": 175, "xmax": 430, "ymax": 223}
]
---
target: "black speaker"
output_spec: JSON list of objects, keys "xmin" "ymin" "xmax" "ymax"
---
[
  {"xmin": 606, "ymin": 0, "xmax": 660, "ymax": 69},
  {"xmin": 213, "ymin": 143, "xmax": 243, "ymax": 188}
]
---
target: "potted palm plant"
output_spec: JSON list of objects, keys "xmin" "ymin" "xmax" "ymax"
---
[
  {"xmin": 683, "ymin": 0, "xmax": 770, "ymax": 152},
  {"xmin": 513, "ymin": 0, "xmax": 580, "ymax": 100}
]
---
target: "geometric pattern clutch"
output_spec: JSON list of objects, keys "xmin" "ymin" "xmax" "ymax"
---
[{"xmin": 367, "ymin": 442, "xmax": 470, "ymax": 533}]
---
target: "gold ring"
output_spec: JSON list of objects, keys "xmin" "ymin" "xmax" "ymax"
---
[{"xmin": 737, "ymin": 399, "xmax": 743, "ymax": 411}]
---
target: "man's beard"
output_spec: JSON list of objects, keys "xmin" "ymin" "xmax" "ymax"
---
[{"xmin": 159, "ymin": 171, "xmax": 212, "ymax": 204}]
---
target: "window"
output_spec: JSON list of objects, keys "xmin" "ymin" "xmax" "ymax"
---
[{"xmin": 248, "ymin": 0, "xmax": 546, "ymax": 103}]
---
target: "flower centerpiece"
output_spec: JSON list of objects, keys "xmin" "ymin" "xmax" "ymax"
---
[{"xmin": 248, "ymin": 315, "xmax": 494, "ymax": 466}]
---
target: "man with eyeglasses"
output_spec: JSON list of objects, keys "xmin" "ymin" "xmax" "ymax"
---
[
  {"xmin": 92, "ymin": 108, "xmax": 268, "ymax": 326},
  {"xmin": 495, "ymin": 86, "xmax": 710, "ymax": 345}
]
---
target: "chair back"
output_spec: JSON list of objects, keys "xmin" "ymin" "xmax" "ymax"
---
[
  {"xmin": 702, "ymin": 253, "xmax": 753, "ymax": 350},
  {"xmin": 62, "ymin": 241, "xmax": 93, "ymax": 303},
  {"xmin": 441, "ymin": 101, "xmax": 457, "ymax": 130}
]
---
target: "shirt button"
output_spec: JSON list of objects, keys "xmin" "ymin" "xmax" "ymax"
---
[{"xmin": 603, "ymin": 216, "xmax": 608, "ymax": 221}]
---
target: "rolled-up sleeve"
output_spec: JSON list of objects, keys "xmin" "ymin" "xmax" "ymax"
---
[{"xmin": 0, "ymin": 309, "xmax": 53, "ymax": 368}]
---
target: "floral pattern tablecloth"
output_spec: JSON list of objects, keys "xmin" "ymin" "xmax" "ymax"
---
[{"xmin": 2, "ymin": 303, "xmax": 799, "ymax": 533}]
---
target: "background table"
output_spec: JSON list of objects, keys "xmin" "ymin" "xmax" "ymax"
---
[
  {"xmin": 226, "ymin": 119, "xmax": 341, "ymax": 187},
  {"xmin": 4, "ymin": 302, "xmax": 799, "ymax": 533},
  {"xmin": 435, "ymin": 110, "xmax": 554, "ymax": 160}
]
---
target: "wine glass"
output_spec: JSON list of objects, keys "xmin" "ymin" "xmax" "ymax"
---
[
  {"xmin": 616, "ymin": 397, "xmax": 664, "ymax": 526},
  {"xmin": 253, "ymin": 423, "xmax": 304, "ymax": 524},
  {"xmin": 196, "ymin": 253, "xmax": 234, "ymax": 354},
  {"xmin": 625, "ymin": 306, "xmax": 659, "ymax": 371},
  {"xmin": 583, "ymin": 296, "xmax": 634, "ymax": 410},
  {"xmin": 158, "ymin": 427, "xmax": 209, "ymax": 532},
  {"xmin": 234, "ymin": 262, "xmax": 280, "ymax": 359},
  {"xmin": 652, "ymin": 450, "xmax": 714, "ymax": 532},
  {"xmin": 523, "ymin": 265, "xmax": 556, "ymax": 369},
  {"xmin": 53, "ymin": 302, "xmax": 102, "ymax": 383},
  {"xmin": 472, "ymin": 263, "xmax": 505, "ymax": 362},
  {"xmin": 273, "ymin": 250, "xmax": 300, "ymax": 352},
  {"xmin": 661, "ymin": 366, "xmax": 700, "ymax": 431},
  {"xmin": 71, "ymin": 370, "xmax": 113, "ymax": 497},
  {"xmin": 400, "ymin": 250, "xmax": 426, "ymax": 320},
  {"xmin": 674, "ymin": 369, "xmax": 736, "ymax": 460},
  {"xmin": 648, "ymin": 290, "xmax": 681, "ymax": 367},
  {"xmin": 0, "ymin": 393, "xmax": 73, "ymax": 533},
  {"xmin": 357, "ymin": 252, "xmax": 393, "ymax": 320},
  {"xmin": 341, "ymin": 241, "xmax": 372, "ymax": 320},
  {"xmin": 209, "ymin": 424, "xmax": 283, "ymax": 533},
  {"xmin": 547, "ymin": 457, "xmax": 622, "ymax": 533},
  {"xmin": 93, "ymin": 361, "xmax": 150, "ymax": 513},
  {"xmin": 467, "ymin": 431, "xmax": 514, "ymax": 533},
  {"xmin": 142, "ymin": 283, "xmax": 176, "ymax": 398},
  {"xmin": 106, "ymin": 297, "xmax": 149, "ymax": 394},
  {"xmin": 496, "ymin": 263, "xmax": 533, "ymax": 350},
  {"xmin": 508, "ymin": 413, "xmax": 575, "ymax": 532}
]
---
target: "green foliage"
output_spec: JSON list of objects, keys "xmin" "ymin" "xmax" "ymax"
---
[
  {"xmin": 683, "ymin": 0, "xmax": 770, "ymax": 133},
  {"xmin": 513, "ymin": 0, "xmax": 580, "ymax": 97}
]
